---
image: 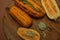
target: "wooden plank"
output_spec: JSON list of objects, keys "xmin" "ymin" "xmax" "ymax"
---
[
  {"xmin": 3, "ymin": 13, "xmax": 23, "ymax": 40},
  {"xmin": 3, "ymin": 11, "xmax": 60, "ymax": 40}
]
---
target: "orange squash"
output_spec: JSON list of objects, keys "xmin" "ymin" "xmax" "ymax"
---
[
  {"xmin": 17, "ymin": 27, "xmax": 40, "ymax": 40},
  {"xmin": 6, "ymin": 5, "xmax": 32, "ymax": 27},
  {"xmin": 14, "ymin": 0, "xmax": 45, "ymax": 18}
]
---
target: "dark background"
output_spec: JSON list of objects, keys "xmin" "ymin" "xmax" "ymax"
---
[{"xmin": 0, "ymin": 0, "xmax": 60, "ymax": 40}]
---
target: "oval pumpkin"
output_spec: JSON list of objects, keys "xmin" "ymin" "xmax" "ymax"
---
[
  {"xmin": 41, "ymin": 0, "xmax": 60, "ymax": 20},
  {"xmin": 14, "ymin": 0, "xmax": 45, "ymax": 18},
  {"xmin": 6, "ymin": 5, "xmax": 32, "ymax": 27},
  {"xmin": 17, "ymin": 27, "xmax": 40, "ymax": 40}
]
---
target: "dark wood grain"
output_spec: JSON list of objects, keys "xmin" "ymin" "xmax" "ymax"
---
[
  {"xmin": 3, "ymin": 7, "xmax": 60, "ymax": 40},
  {"xmin": 3, "ymin": 13, "xmax": 23, "ymax": 40},
  {"xmin": 0, "ymin": 0, "xmax": 60, "ymax": 40}
]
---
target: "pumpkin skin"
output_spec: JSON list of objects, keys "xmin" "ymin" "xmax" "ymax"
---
[
  {"xmin": 6, "ymin": 5, "xmax": 32, "ymax": 27},
  {"xmin": 41, "ymin": 0, "xmax": 60, "ymax": 20},
  {"xmin": 14, "ymin": 0, "xmax": 45, "ymax": 18},
  {"xmin": 17, "ymin": 28, "xmax": 40, "ymax": 40}
]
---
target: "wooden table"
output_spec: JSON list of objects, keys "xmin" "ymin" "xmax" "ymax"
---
[{"xmin": 0, "ymin": 0, "xmax": 60, "ymax": 40}]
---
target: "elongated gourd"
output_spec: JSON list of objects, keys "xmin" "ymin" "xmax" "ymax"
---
[
  {"xmin": 14, "ymin": 0, "xmax": 45, "ymax": 18},
  {"xmin": 17, "ymin": 27, "xmax": 40, "ymax": 40},
  {"xmin": 41, "ymin": 0, "xmax": 60, "ymax": 20},
  {"xmin": 6, "ymin": 5, "xmax": 32, "ymax": 27}
]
